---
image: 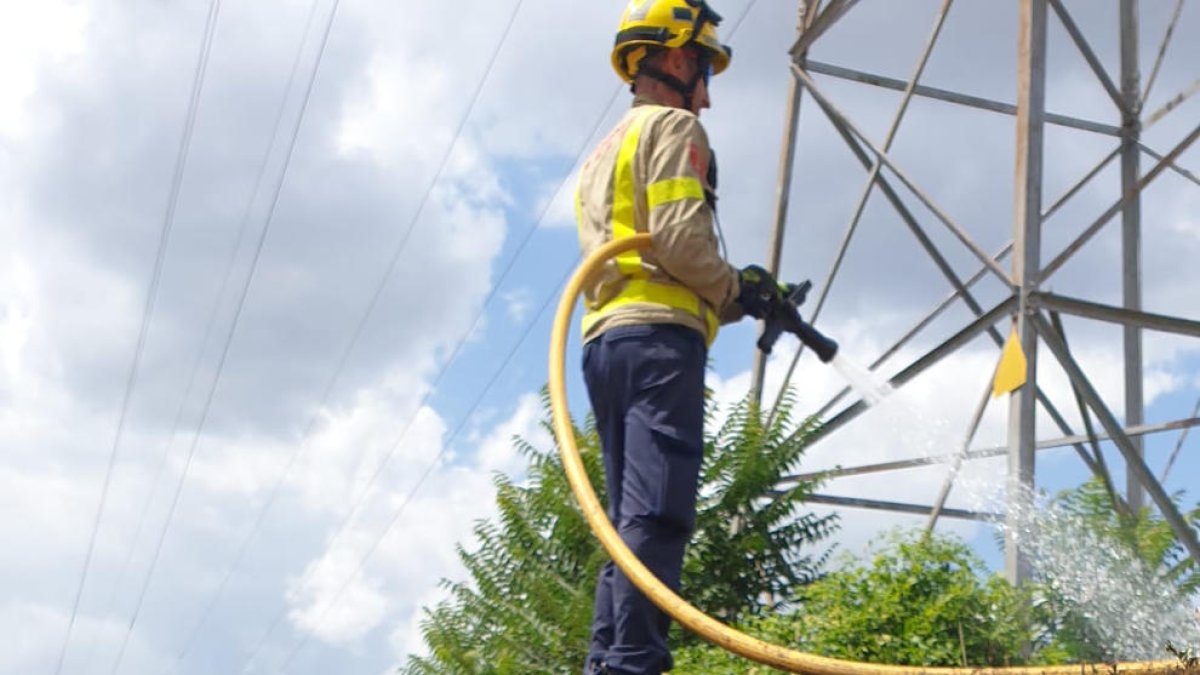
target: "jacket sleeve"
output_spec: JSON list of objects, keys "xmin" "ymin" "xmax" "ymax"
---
[{"xmin": 641, "ymin": 109, "xmax": 741, "ymax": 319}]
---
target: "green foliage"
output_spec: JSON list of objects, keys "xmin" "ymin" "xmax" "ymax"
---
[
  {"xmin": 682, "ymin": 390, "xmax": 838, "ymax": 626},
  {"xmin": 788, "ymin": 532, "xmax": 1037, "ymax": 667},
  {"xmin": 674, "ymin": 531, "xmax": 1041, "ymax": 671},
  {"xmin": 400, "ymin": 392, "xmax": 607, "ymax": 674},
  {"xmin": 402, "ymin": 389, "xmax": 835, "ymax": 673}
]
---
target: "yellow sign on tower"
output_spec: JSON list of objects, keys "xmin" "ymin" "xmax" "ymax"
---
[{"xmin": 992, "ymin": 326, "xmax": 1028, "ymax": 398}]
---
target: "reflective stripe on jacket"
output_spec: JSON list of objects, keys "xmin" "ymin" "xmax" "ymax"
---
[{"xmin": 575, "ymin": 97, "xmax": 740, "ymax": 345}]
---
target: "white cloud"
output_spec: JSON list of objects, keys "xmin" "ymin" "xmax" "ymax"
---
[
  {"xmin": 0, "ymin": 600, "xmax": 168, "ymax": 675},
  {"xmin": 0, "ymin": 2, "xmax": 88, "ymax": 139},
  {"xmin": 474, "ymin": 391, "xmax": 549, "ymax": 474},
  {"xmin": 1170, "ymin": 203, "xmax": 1199, "ymax": 239},
  {"xmin": 287, "ymin": 538, "xmax": 389, "ymax": 646},
  {"xmin": 0, "ymin": 602, "xmax": 67, "ymax": 674},
  {"xmin": 297, "ymin": 373, "xmax": 441, "ymax": 514},
  {"xmin": 0, "ymin": 253, "xmax": 34, "ymax": 402},
  {"xmin": 336, "ymin": 58, "xmax": 455, "ymax": 168},
  {"xmin": 500, "ymin": 287, "xmax": 532, "ymax": 324},
  {"xmin": 280, "ymin": 389, "xmax": 549, "ymax": 662},
  {"xmin": 0, "ymin": 208, "xmax": 141, "ymax": 416}
]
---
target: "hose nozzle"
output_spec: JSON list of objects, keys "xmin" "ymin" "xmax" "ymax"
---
[{"xmin": 756, "ymin": 281, "xmax": 839, "ymax": 363}]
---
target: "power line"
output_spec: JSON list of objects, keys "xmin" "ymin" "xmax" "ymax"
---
[
  {"xmin": 225, "ymin": 0, "xmax": 536, "ymax": 667},
  {"xmin": 104, "ymin": 1, "xmax": 342, "ymax": 671},
  {"xmin": 83, "ymin": 4, "xmax": 325, "ymax": 673},
  {"xmin": 267, "ymin": 3, "xmax": 763, "ymax": 668},
  {"xmin": 275, "ymin": 87, "xmax": 620, "ymax": 658},
  {"xmin": 262, "ymin": 88, "xmax": 621, "ymax": 669},
  {"xmin": 277, "ymin": 253, "xmax": 579, "ymax": 675},
  {"xmin": 185, "ymin": 0, "xmax": 760, "ymax": 668},
  {"xmin": 288, "ymin": 0, "xmax": 760, "ymax": 598},
  {"xmin": 54, "ymin": 2, "xmax": 223, "ymax": 672}
]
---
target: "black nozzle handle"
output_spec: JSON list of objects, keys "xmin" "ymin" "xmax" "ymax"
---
[
  {"xmin": 793, "ymin": 318, "xmax": 838, "ymax": 363},
  {"xmin": 756, "ymin": 281, "xmax": 815, "ymax": 355},
  {"xmin": 780, "ymin": 281, "xmax": 837, "ymax": 362},
  {"xmin": 757, "ymin": 322, "xmax": 784, "ymax": 354},
  {"xmin": 755, "ymin": 308, "xmax": 839, "ymax": 363}
]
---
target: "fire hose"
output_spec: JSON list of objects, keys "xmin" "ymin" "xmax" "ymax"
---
[{"xmin": 547, "ymin": 233, "xmax": 1189, "ymax": 674}]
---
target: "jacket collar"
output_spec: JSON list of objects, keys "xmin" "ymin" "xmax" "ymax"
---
[{"xmin": 632, "ymin": 93, "xmax": 676, "ymax": 109}]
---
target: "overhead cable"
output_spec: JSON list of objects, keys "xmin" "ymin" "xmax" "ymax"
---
[
  {"xmin": 161, "ymin": 0, "xmax": 535, "ymax": 669},
  {"xmin": 105, "ymin": 0, "xmax": 341, "ymax": 672},
  {"xmin": 54, "ymin": 2, "xmax": 223, "ymax": 673},
  {"xmin": 90, "ymin": 3, "xmax": 325, "ymax": 671},
  {"xmin": 266, "ymin": 87, "xmax": 631, "ymax": 675},
  {"xmin": 277, "ymin": 255, "xmax": 577, "ymax": 674},
  {"xmin": 262, "ymin": 2, "xmax": 762, "ymax": 670}
]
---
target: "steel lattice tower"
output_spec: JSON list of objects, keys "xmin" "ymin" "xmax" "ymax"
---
[{"xmin": 751, "ymin": 0, "xmax": 1200, "ymax": 583}]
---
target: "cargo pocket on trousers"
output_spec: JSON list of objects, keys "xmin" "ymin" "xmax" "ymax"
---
[{"xmin": 652, "ymin": 429, "xmax": 703, "ymax": 534}]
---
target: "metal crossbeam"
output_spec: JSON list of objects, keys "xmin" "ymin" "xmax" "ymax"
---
[
  {"xmin": 1049, "ymin": 0, "xmax": 1125, "ymax": 111},
  {"xmin": 803, "ymin": 85, "xmax": 1107, "ymax": 485},
  {"xmin": 1140, "ymin": 143, "xmax": 1200, "ymax": 187},
  {"xmin": 1162, "ymin": 397, "xmax": 1200, "ymax": 482},
  {"xmin": 791, "ymin": 494, "xmax": 1002, "ymax": 523},
  {"xmin": 926, "ymin": 379, "xmax": 992, "ymax": 532},
  {"xmin": 1142, "ymin": 0, "xmax": 1185, "ymax": 107},
  {"xmin": 1144, "ymin": 78, "xmax": 1200, "ymax": 129},
  {"xmin": 1049, "ymin": 310, "xmax": 1131, "ymax": 520},
  {"xmin": 804, "ymin": 59, "xmax": 1121, "ymax": 137},
  {"xmin": 778, "ymin": 417, "xmax": 1200, "ymax": 486},
  {"xmin": 1119, "ymin": 0, "xmax": 1147, "ymax": 517},
  {"xmin": 1036, "ymin": 292, "xmax": 1200, "ymax": 338},
  {"xmin": 792, "ymin": 0, "xmax": 860, "ymax": 55},
  {"xmin": 753, "ymin": 4, "xmax": 811, "ymax": 402}
]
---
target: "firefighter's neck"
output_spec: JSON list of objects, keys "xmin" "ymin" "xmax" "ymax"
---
[
  {"xmin": 633, "ymin": 49, "xmax": 709, "ymax": 115},
  {"xmin": 635, "ymin": 77, "xmax": 689, "ymax": 110},
  {"xmin": 638, "ymin": 79, "xmax": 710, "ymax": 116}
]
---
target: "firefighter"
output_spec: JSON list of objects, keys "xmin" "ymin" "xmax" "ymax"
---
[{"xmin": 575, "ymin": 1, "xmax": 782, "ymax": 672}]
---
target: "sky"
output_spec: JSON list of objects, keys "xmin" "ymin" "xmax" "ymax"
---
[{"xmin": 1, "ymin": 0, "xmax": 1198, "ymax": 673}]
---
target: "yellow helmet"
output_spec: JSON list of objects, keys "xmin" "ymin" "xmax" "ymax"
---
[{"xmin": 612, "ymin": 0, "xmax": 733, "ymax": 84}]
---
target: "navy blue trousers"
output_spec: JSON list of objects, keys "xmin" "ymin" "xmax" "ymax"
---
[{"xmin": 581, "ymin": 324, "xmax": 706, "ymax": 675}]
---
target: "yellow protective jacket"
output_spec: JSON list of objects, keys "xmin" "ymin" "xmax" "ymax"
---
[{"xmin": 575, "ymin": 96, "xmax": 741, "ymax": 345}]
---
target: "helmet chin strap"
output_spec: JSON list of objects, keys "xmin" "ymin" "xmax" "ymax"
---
[{"xmin": 637, "ymin": 61, "xmax": 705, "ymax": 111}]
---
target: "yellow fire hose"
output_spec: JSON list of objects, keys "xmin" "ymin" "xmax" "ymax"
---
[{"xmin": 548, "ymin": 233, "xmax": 1192, "ymax": 675}]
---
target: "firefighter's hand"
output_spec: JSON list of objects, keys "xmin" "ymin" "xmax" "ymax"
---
[{"xmin": 737, "ymin": 265, "xmax": 783, "ymax": 319}]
